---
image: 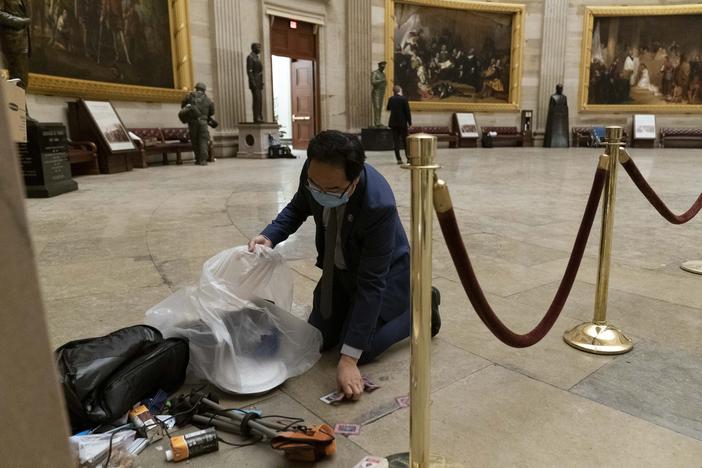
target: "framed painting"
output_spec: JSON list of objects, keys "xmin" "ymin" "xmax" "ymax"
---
[
  {"xmin": 385, "ymin": 0, "xmax": 525, "ymax": 112},
  {"xmin": 25, "ymin": 0, "xmax": 193, "ymax": 102},
  {"xmin": 82, "ymin": 100, "xmax": 136, "ymax": 152},
  {"xmin": 580, "ymin": 5, "xmax": 702, "ymax": 113}
]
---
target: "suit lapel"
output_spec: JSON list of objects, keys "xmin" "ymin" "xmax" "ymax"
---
[{"xmin": 340, "ymin": 166, "xmax": 366, "ymax": 249}]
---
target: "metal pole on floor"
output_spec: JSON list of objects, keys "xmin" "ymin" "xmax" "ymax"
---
[
  {"xmin": 681, "ymin": 260, "xmax": 702, "ymax": 275},
  {"xmin": 388, "ymin": 134, "xmax": 451, "ymax": 468},
  {"xmin": 563, "ymin": 126, "xmax": 633, "ymax": 355}
]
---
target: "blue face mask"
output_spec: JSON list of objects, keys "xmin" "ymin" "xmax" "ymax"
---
[
  {"xmin": 307, "ymin": 179, "xmax": 354, "ymax": 208},
  {"xmin": 309, "ymin": 188, "xmax": 351, "ymax": 208}
]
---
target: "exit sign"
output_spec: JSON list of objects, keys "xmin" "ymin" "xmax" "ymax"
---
[{"xmin": 290, "ymin": 20, "xmax": 298, "ymax": 29}]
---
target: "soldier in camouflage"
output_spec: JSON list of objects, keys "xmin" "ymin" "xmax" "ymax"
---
[
  {"xmin": 181, "ymin": 82, "xmax": 215, "ymax": 166},
  {"xmin": 0, "ymin": 0, "xmax": 31, "ymax": 89}
]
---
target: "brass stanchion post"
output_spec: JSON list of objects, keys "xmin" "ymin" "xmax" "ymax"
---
[
  {"xmin": 563, "ymin": 126, "xmax": 633, "ymax": 355},
  {"xmin": 681, "ymin": 260, "xmax": 702, "ymax": 275},
  {"xmin": 388, "ymin": 134, "xmax": 452, "ymax": 468}
]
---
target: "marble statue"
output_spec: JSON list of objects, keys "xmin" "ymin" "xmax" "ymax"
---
[
  {"xmin": 371, "ymin": 61, "xmax": 387, "ymax": 127},
  {"xmin": 247, "ymin": 42, "xmax": 264, "ymax": 123}
]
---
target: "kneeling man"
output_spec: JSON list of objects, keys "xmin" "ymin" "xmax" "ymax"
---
[{"xmin": 249, "ymin": 131, "xmax": 439, "ymax": 400}]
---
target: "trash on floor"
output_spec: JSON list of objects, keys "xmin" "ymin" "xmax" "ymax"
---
[{"xmin": 145, "ymin": 245, "xmax": 323, "ymax": 394}]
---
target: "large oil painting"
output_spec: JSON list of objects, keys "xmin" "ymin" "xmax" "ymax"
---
[
  {"xmin": 26, "ymin": 0, "xmax": 192, "ymax": 102},
  {"xmin": 580, "ymin": 5, "xmax": 702, "ymax": 112},
  {"xmin": 386, "ymin": 0, "xmax": 524, "ymax": 111}
]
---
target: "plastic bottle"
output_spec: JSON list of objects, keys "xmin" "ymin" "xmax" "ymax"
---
[{"xmin": 165, "ymin": 427, "xmax": 219, "ymax": 462}]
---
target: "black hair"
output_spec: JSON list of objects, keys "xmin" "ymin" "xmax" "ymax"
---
[{"xmin": 306, "ymin": 130, "xmax": 366, "ymax": 181}]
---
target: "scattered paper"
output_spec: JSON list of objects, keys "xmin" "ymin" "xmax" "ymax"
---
[
  {"xmin": 396, "ymin": 395, "xmax": 410, "ymax": 408},
  {"xmin": 320, "ymin": 390, "xmax": 345, "ymax": 405},
  {"xmin": 334, "ymin": 423, "xmax": 361, "ymax": 436},
  {"xmin": 353, "ymin": 456, "xmax": 389, "ymax": 468}
]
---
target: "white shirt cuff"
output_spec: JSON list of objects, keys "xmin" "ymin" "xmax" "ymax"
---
[{"xmin": 340, "ymin": 344, "xmax": 364, "ymax": 360}]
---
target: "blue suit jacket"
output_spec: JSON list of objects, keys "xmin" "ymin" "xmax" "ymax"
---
[{"xmin": 261, "ymin": 162, "xmax": 410, "ymax": 350}]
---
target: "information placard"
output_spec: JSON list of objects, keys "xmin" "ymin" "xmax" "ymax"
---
[
  {"xmin": 633, "ymin": 114, "xmax": 656, "ymax": 140},
  {"xmin": 454, "ymin": 113, "xmax": 478, "ymax": 138}
]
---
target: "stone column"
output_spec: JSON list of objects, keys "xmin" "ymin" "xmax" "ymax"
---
[
  {"xmin": 536, "ymin": 0, "xmax": 569, "ymax": 131},
  {"xmin": 211, "ymin": 0, "xmax": 248, "ymax": 157},
  {"xmin": 346, "ymin": 0, "xmax": 373, "ymax": 131},
  {"xmin": 0, "ymin": 86, "xmax": 74, "ymax": 467}
]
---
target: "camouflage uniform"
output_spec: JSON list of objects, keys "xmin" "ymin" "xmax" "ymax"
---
[
  {"xmin": 181, "ymin": 83, "xmax": 215, "ymax": 165},
  {"xmin": 0, "ymin": 0, "xmax": 31, "ymax": 88}
]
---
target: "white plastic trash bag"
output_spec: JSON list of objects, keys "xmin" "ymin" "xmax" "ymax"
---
[{"xmin": 145, "ymin": 245, "xmax": 322, "ymax": 394}]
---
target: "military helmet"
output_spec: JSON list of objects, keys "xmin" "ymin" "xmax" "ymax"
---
[{"xmin": 195, "ymin": 82, "xmax": 207, "ymax": 91}]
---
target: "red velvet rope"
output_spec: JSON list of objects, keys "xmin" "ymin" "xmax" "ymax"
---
[
  {"xmin": 435, "ymin": 166, "xmax": 607, "ymax": 348},
  {"xmin": 620, "ymin": 157, "xmax": 702, "ymax": 225}
]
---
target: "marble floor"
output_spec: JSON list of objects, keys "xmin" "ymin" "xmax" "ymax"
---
[{"xmin": 26, "ymin": 147, "xmax": 702, "ymax": 467}]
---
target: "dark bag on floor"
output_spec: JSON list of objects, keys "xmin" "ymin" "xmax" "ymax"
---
[{"xmin": 55, "ymin": 325, "xmax": 189, "ymax": 432}]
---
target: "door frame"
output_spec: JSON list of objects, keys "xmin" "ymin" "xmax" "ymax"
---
[{"xmin": 265, "ymin": 10, "xmax": 324, "ymax": 142}]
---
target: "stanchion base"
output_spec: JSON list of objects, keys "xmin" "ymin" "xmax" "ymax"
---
[
  {"xmin": 681, "ymin": 260, "xmax": 702, "ymax": 275},
  {"xmin": 387, "ymin": 452, "xmax": 462, "ymax": 467},
  {"xmin": 563, "ymin": 321, "xmax": 633, "ymax": 355}
]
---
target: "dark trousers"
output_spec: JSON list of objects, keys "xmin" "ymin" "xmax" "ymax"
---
[
  {"xmin": 0, "ymin": 35, "xmax": 29, "ymax": 88},
  {"xmin": 391, "ymin": 126, "xmax": 408, "ymax": 162},
  {"xmin": 308, "ymin": 268, "xmax": 411, "ymax": 364},
  {"xmin": 188, "ymin": 119, "xmax": 210, "ymax": 163}
]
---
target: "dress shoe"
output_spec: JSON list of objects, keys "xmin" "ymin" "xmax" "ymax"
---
[{"xmin": 431, "ymin": 286, "xmax": 441, "ymax": 337}]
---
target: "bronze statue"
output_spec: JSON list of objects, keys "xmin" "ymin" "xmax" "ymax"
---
[
  {"xmin": 371, "ymin": 61, "xmax": 387, "ymax": 127},
  {"xmin": 543, "ymin": 84, "xmax": 570, "ymax": 148},
  {"xmin": 0, "ymin": 0, "xmax": 31, "ymax": 89},
  {"xmin": 247, "ymin": 42, "xmax": 264, "ymax": 123},
  {"xmin": 180, "ymin": 82, "xmax": 216, "ymax": 166}
]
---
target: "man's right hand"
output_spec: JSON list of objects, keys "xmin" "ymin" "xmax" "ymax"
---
[{"xmin": 248, "ymin": 235, "xmax": 272, "ymax": 252}]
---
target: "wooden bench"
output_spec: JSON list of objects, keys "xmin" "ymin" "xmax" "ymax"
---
[
  {"xmin": 660, "ymin": 128, "xmax": 702, "ymax": 148},
  {"xmin": 67, "ymin": 140, "xmax": 100, "ymax": 175},
  {"xmin": 481, "ymin": 126, "xmax": 523, "ymax": 147},
  {"xmin": 128, "ymin": 127, "xmax": 215, "ymax": 168},
  {"xmin": 409, "ymin": 126, "xmax": 459, "ymax": 148}
]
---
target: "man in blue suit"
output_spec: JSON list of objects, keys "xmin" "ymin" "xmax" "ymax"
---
[{"xmin": 249, "ymin": 131, "xmax": 440, "ymax": 400}]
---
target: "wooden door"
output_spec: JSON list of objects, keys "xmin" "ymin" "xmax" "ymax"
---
[{"xmin": 291, "ymin": 59, "xmax": 315, "ymax": 149}]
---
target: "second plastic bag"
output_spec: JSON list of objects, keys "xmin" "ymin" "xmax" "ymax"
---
[{"xmin": 145, "ymin": 245, "xmax": 322, "ymax": 394}]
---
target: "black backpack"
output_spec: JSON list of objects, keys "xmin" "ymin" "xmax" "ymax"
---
[{"xmin": 55, "ymin": 325, "xmax": 189, "ymax": 432}]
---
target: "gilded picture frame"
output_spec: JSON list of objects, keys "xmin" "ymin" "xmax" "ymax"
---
[
  {"xmin": 385, "ymin": 0, "xmax": 525, "ymax": 112},
  {"xmin": 24, "ymin": 0, "xmax": 193, "ymax": 103},
  {"xmin": 579, "ymin": 5, "xmax": 702, "ymax": 113}
]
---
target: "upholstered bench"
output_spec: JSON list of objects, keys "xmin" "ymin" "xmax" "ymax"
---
[
  {"xmin": 481, "ymin": 126, "xmax": 523, "ymax": 147},
  {"xmin": 409, "ymin": 126, "xmax": 459, "ymax": 148},
  {"xmin": 660, "ymin": 128, "xmax": 702, "ymax": 148}
]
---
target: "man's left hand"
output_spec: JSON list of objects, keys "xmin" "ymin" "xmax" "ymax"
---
[{"xmin": 337, "ymin": 355, "xmax": 364, "ymax": 401}]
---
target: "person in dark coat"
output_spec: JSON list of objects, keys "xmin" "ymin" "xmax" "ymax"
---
[
  {"xmin": 181, "ymin": 82, "xmax": 215, "ymax": 165},
  {"xmin": 0, "ymin": 0, "xmax": 31, "ymax": 88},
  {"xmin": 249, "ymin": 131, "xmax": 440, "ymax": 401},
  {"xmin": 386, "ymin": 85, "xmax": 412, "ymax": 164},
  {"xmin": 543, "ymin": 84, "xmax": 569, "ymax": 148}
]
